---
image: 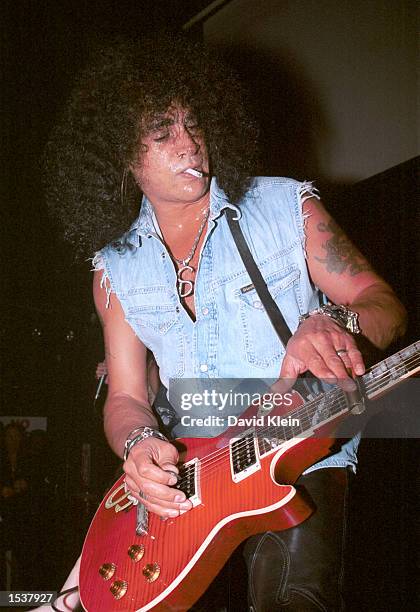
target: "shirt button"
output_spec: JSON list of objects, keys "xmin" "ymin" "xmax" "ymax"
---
[
  {"xmin": 202, "ymin": 307, "xmax": 209, "ymax": 315},
  {"xmin": 200, "ymin": 364, "xmax": 208, "ymax": 372},
  {"xmin": 254, "ymin": 300, "xmax": 262, "ymax": 309}
]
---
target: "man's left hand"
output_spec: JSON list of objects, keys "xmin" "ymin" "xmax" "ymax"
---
[{"xmin": 279, "ymin": 315, "xmax": 365, "ymax": 392}]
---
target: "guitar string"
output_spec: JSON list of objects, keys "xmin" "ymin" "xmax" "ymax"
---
[
  {"xmin": 362, "ymin": 353, "xmax": 419, "ymax": 393},
  {"xmin": 364, "ymin": 348, "xmax": 419, "ymax": 379},
  {"xmin": 176, "ymin": 394, "xmax": 364, "ymax": 487},
  {"xmin": 177, "ymin": 388, "xmax": 342, "ymax": 474},
  {"xmin": 221, "ymin": 349, "xmax": 419, "ymax": 462},
  {"xmin": 175, "ymin": 351, "xmax": 420, "ymax": 484},
  {"xmin": 174, "ymin": 351, "xmax": 419, "ymax": 490},
  {"xmin": 187, "ymin": 348, "xmax": 419, "ymax": 472},
  {"xmin": 209, "ymin": 350, "xmax": 420, "ymax": 479},
  {"xmin": 177, "ymin": 393, "xmax": 349, "ymax": 484},
  {"xmin": 176, "ymin": 351, "xmax": 420, "ymax": 485},
  {"xmin": 115, "ymin": 350, "xmax": 418, "ymax": 500},
  {"xmin": 360, "ymin": 359, "xmax": 419, "ymax": 398},
  {"xmin": 176, "ymin": 346, "xmax": 420, "ymax": 479}
]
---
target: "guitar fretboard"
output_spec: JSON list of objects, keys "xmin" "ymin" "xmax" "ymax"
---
[
  {"xmin": 256, "ymin": 386, "xmax": 347, "ymax": 456},
  {"xmin": 254, "ymin": 340, "xmax": 420, "ymax": 458},
  {"xmin": 175, "ymin": 341, "xmax": 419, "ymax": 492},
  {"xmin": 363, "ymin": 341, "xmax": 420, "ymax": 399}
]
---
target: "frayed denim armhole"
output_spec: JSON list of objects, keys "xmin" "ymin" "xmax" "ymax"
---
[
  {"xmin": 296, "ymin": 180, "xmax": 360, "ymax": 473},
  {"xmin": 296, "ymin": 180, "xmax": 325, "ymax": 306},
  {"xmin": 297, "ymin": 181, "xmax": 320, "ymax": 259},
  {"xmin": 92, "ymin": 252, "xmax": 112, "ymax": 309}
]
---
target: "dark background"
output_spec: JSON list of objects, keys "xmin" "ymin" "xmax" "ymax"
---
[{"xmin": 1, "ymin": 1, "xmax": 418, "ymax": 609}]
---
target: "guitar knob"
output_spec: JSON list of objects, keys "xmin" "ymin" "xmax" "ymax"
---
[
  {"xmin": 128, "ymin": 544, "xmax": 145, "ymax": 562},
  {"xmin": 99, "ymin": 563, "xmax": 116, "ymax": 580},
  {"xmin": 142, "ymin": 562, "xmax": 160, "ymax": 583},
  {"xmin": 110, "ymin": 579, "xmax": 128, "ymax": 600}
]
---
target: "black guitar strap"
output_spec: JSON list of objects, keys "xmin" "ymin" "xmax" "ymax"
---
[
  {"xmin": 226, "ymin": 208, "xmax": 292, "ymax": 346},
  {"xmin": 225, "ymin": 207, "xmax": 293, "ymax": 345},
  {"xmin": 225, "ymin": 207, "xmax": 312, "ymax": 399}
]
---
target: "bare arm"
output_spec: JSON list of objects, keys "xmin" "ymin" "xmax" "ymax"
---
[
  {"xmin": 93, "ymin": 270, "xmax": 192, "ymax": 517},
  {"xmin": 280, "ymin": 198, "xmax": 406, "ymax": 388},
  {"xmin": 305, "ymin": 200, "xmax": 406, "ymax": 348},
  {"xmin": 93, "ymin": 270, "xmax": 157, "ymax": 454}
]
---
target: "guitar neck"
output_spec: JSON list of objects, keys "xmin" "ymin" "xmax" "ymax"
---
[
  {"xmin": 362, "ymin": 341, "xmax": 420, "ymax": 400},
  {"xmin": 255, "ymin": 340, "xmax": 420, "ymax": 454},
  {"xmin": 174, "ymin": 343, "xmax": 420, "ymax": 525}
]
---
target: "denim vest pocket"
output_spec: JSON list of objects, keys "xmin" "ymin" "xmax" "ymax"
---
[
  {"xmin": 236, "ymin": 267, "xmax": 301, "ymax": 368},
  {"xmin": 127, "ymin": 303, "xmax": 178, "ymax": 335},
  {"xmin": 125, "ymin": 288, "xmax": 185, "ymax": 377}
]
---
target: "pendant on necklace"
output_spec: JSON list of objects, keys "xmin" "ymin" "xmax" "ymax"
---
[{"xmin": 177, "ymin": 264, "xmax": 194, "ymax": 298}]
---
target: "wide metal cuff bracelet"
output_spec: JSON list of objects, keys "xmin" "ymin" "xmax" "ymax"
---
[
  {"xmin": 123, "ymin": 426, "xmax": 168, "ymax": 461},
  {"xmin": 298, "ymin": 304, "xmax": 361, "ymax": 334}
]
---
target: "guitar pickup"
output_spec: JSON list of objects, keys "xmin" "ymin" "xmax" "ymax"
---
[{"xmin": 230, "ymin": 430, "xmax": 260, "ymax": 483}]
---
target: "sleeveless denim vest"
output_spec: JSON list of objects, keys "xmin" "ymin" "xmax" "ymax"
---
[{"xmin": 94, "ymin": 177, "xmax": 359, "ymax": 472}]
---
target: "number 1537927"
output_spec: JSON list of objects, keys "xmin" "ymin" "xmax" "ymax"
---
[{"xmin": 0, "ymin": 591, "xmax": 56, "ymax": 606}]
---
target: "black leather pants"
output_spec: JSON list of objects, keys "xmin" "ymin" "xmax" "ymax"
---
[
  {"xmin": 191, "ymin": 467, "xmax": 351, "ymax": 612},
  {"xmin": 190, "ymin": 468, "xmax": 352, "ymax": 612},
  {"xmin": 243, "ymin": 467, "xmax": 351, "ymax": 612}
]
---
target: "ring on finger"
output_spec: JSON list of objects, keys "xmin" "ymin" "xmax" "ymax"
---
[{"xmin": 336, "ymin": 349, "xmax": 348, "ymax": 356}]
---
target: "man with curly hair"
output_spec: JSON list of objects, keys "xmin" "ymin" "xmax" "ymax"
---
[{"xmin": 42, "ymin": 34, "xmax": 406, "ymax": 612}]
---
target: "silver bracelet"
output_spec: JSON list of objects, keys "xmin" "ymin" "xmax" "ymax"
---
[
  {"xmin": 298, "ymin": 304, "xmax": 361, "ymax": 334},
  {"xmin": 123, "ymin": 426, "xmax": 168, "ymax": 461}
]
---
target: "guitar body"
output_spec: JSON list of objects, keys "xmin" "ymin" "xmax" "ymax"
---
[
  {"xmin": 79, "ymin": 392, "xmax": 333, "ymax": 612},
  {"xmin": 80, "ymin": 341, "xmax": 420, "ymax": 611}
]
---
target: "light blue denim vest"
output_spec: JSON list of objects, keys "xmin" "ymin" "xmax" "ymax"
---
[{"xmin": 95, "ymin": 177, "xmax": 359, "ymax": 472}]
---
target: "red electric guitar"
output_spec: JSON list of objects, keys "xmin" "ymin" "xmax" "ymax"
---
[{"xmin": 80, "ymin": 341, "xmax": 419, "ymax": 611}]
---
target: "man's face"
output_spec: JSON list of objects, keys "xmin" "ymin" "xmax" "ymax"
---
[{"xmin": 131, "ymin": 105, "xmax": 210, "ymax": 207}]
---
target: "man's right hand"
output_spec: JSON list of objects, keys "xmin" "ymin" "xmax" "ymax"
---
[
  {"xmin": 123, "ymin": 438, "xmax": 193, "ymax": 518},
  {"xmin": 93, "ymin": 271, "xmax": 191, "ymax": 519}
]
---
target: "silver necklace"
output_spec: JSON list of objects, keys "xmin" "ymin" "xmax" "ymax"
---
[{"xmin": 172, "ymin": 209, "xmax": 210, "ymax": 299}]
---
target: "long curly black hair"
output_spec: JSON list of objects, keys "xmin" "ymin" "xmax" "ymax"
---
[{"xmin": 44, "ymin": 33, "xmax": 259, "ymax": 258}]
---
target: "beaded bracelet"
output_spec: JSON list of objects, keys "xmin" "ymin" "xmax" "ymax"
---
[{"xmin": 123, "ymin": 426, "xmax": 168, "ymax": 461}]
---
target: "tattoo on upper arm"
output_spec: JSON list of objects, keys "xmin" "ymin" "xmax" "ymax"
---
[{"xmin": 314, "ymin": 220, "xmax": 372, "ymax": 276}]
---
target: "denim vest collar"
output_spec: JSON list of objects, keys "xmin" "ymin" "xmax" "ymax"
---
[{"xmin": 126, "ymin": 177, "xmax": 241, "ymax": 247}]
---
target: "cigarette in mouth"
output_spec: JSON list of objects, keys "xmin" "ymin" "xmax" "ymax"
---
[{"xmin": 184, "ymin": 168, "xmax": 203, "ymax": 178}]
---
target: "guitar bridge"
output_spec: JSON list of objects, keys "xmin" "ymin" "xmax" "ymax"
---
[{"xmin": 176, "ymin": 457, "xmax": 201, "ymax": 507}]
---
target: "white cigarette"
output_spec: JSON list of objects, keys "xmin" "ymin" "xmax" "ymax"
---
[{"xmin": 184, "ymin": 168, "xmax": 203, "ymax": 178}]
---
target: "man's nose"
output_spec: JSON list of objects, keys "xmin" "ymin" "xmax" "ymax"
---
[{"xmin": 176, "ymin": 127, "xmax": 200, "ymax": 158}]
